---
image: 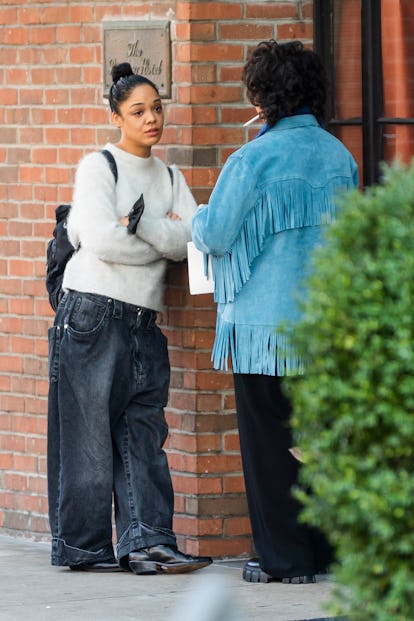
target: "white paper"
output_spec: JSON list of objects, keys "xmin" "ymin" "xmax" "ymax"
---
[{"xmin": 187, "ymin": 241, "xmax": 214, "ymax": 295}]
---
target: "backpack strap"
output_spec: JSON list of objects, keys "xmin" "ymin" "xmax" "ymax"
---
[
  {"xmin": 101, "ymin": 149, "xmax": 118, "ymax": 183},
  {"xmin": 101, "ymin": 148, "xmax": 172, "ymax": 188}
]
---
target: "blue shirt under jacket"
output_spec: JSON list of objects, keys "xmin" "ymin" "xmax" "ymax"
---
[{"xmin": 192, "ymin": 114, "xmax": 359, "ymax": 376}]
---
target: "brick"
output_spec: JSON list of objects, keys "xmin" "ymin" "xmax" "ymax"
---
[
  {"xmin": 4, "ymin": 473, "xmax": 27, "ymax": 492},
  {"xmin": 302, "ymin": 2, "xmax": 313, "ymax": 19},
  {"xmin": 10, "ymin": 335, "xmax": 35, "ymax": 354},
  {"xmin": 28, "ymin": 475, "xmax": 47, "ymax": 495},
  {"xmin": 224, "ymin": 516, "xmax": 252, "ymax": 536},
  {"xmin": 196, "ymin": 393, "xmax": 222, "ymax": 412},
  {"xmin": 197, "ymin": 434, "xmax": 222, "ymax": 453},
  {"xmin": 1, "ymin": 240, "xmax": 20, "ymax": 256},
  {"xmin": 0, "ymin": 279, "xmax": 23, "ymax": 296},
  {"xmin": 22, "ymin": 280, "xmax": 48, "ymax": 299},
  {"xmin": 7, "ymin": 148, "xmax": 32, "ymax": 165},
  {"xmin": 9, "ymin": 298, "xmax": 35, "ymax": 315},
  {"xmin": 56, "ymin": 25, "xmax": 82, "ymax": 44},
  {"xmin": 177, "ymin": 3, "xmax": 243, "ymax": 21},
  {"xmin": 224, "ymin": 475, "xmax": 246, "ymax": 494},
  {"xmin": 15, "ymin": 494, "xmax": 42, "ymax": 513},
  {"xmin": 6, "ymin": 108, "xmax": 31, "ymax": 125},
  {"xmin": 191, "ymin": 168, "xmax": 219, "ymax": 187},
  {"xmin": 4, "ymin": 27, "xmax": 29, "ymax": 45},
  {"xmin": 19, "ymin": 48, "xmax": 44, "ymax": 65},
  {"xmin": 192, "ymin": 125, "xmax": 243, "ymax": 145},
  {"xmin": 194, "ymin": 412, "xmax": 237, "ymax": 433},
  {"xmin": 2, "ymin": 89, "xmax": 18, "ymax": 106},
  {"xmin": 177, "ymin": 83, "xmax": 213, "ymax": 104},
  {"xmin": 171, "ymin": 63, "xmax": 192, "ymax": 84},
  {"xmin": 176, "ymin": 43, "xmax": 244, "ymax": 63},
  {"xmin": 13, "ymin": 454, "xmax": 38, "ymax": 472},
  {"xmin": 177, "ymin": 453, "xmax": 242, "ymax": 476},
  {"xmin": 44, "ymin": 128, "xmax": 71, "ymax": 145},
  {"xmin": 0, "ymin": 374, "xmax": 11, "ymax": 392},
  {"xmin": 20, "ymin": 126, "xmax": 43, "ymax": 143},
  {"xmin": 168, "ymin": 390, "xmax": 197, "ymax": 411},
  {"xmin": 12, "ymin": 413, "xmax": 46, "ymax": 436},
  {"xmin": 31, "ymin": 109, "xmax": 56, "ymax": 125},
  {"xmin": 219, "ymin": 65, "xmax": 244, "ymax": 83},
  {"xmin": 192, "ymin": 147, "xmax": 218, "ymax": 166},
  {"xmin": 224, "ymin": 433, "xmax": 241, "ymax": 452},
  {"xmin": 0, "ymin": 453, "xmax": 13, "ymax": 469},
  {"xmin": 189, "ymin": 536, "xmax": 253, "ymax": 558},
  {"xmin": 221, "ymin": 106, "xmax": 256, "ymax": 124},
  {"xmin": 175, "ymin": 22, "xmax": 216, "ymax": 42},
  {"xmin": 55, "ymin": 66, "xmax": 82, "ymax": 85},
  {"xmin": 246, "ymin": 3, "xmax": 299, "ymax": 19},
  {"xmin": 45, "ymin": 166, "xmax": 71, "ymax": 184},
  {"xmin": 224, "ymin": 392, "xmax": 236, "ymax": 410},
  {"xmin": 44, "ymin": 89, "xmax": 69, "ymax": 105},
  {"xmin": 195, "ymin": 371, "xmax": 234, "ymax": 391},
  {"xmin": 171, "ymin": 475, "xmax": 199, "ymax": 495},
  {"xmin": 69, "ymin": 6, "xmax": 94, "ymax": 22},
  {"xmin": 82, "ymin": 25, "xmax": 101, "ymax": 44},
  {"xmin": 19, "ymin": 167, "xmax": 44, "ymax": 184},
  {"xmin": 219, "ymin": 23, "xmax": 274, "ymax": 40},
  {"xmin": 30, "ymin": 515, "xmax": 49, "ymax": 533},
  {"xmin": 0, "ymin": 7, "xmax": 17, "ymax": 24},
  {"xmin": 24, "ymin": 396, "xmax": 48, "ymax": 417},
  {"xmin": 0, "ymin": 492, "xmax": 14, "ymax": 511},
  {"xmin": 277, "ymin": 21, "xmax": 313, "ymax": 40},
  {"xmin": 175, "ymin": 515, "xmax": 223, "ymax": 536}
]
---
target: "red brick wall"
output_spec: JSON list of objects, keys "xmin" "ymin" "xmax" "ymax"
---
[{"xmin": 0, "ymin": 0, "xmax": 313, "ymax": 556}]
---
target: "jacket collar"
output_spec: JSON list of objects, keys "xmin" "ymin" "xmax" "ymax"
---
[{"xmin": 270, "ymin": 114, "xmax": 320, "ymax": 132}]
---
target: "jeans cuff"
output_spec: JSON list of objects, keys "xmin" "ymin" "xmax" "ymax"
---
[{"xmin": 51, "ymin": 537, "xmax": 116, "ymax": 566}]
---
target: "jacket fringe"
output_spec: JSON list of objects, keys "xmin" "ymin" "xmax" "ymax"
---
[
  {"xmin": 212, "ymin": 317, "xmax": 305, "ymax": 376},
  {"xmin": 211, "ymin": 178, "xmax": 352, "ymax": 304}
]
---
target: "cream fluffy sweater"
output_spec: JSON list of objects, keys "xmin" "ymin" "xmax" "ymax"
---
[{"xmin": 63, "ymin": 143, "xmax": 197, "ymax": 311}]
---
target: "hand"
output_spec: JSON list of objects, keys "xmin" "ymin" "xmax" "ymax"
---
[
  {"xmin": 167, "ymin": 212, "xmax": 181, "ymax": 221},
  {"xmin": 119, "ymin": 216, "xmax": 129, "ymax": 227}
]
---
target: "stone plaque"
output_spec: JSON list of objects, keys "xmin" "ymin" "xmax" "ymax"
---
[{"xmin": 103, "ymin": 21, "xmax": 171, "ymax": 98}]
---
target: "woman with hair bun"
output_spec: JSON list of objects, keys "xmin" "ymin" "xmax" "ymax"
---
[
  {"xmin": 193, "ymin": 40, "xmax": 358, "ymax": 584},
  {"xmin": 47, "ymin": 62, "xmax": 211, "ymax": 575}
]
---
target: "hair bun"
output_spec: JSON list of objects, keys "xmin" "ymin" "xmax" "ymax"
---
[{"xmin": 111, "ymin": 62, "xmax": 134, "ymax": 84}]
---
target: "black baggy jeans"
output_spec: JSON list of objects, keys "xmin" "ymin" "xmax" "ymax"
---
[
  {"xmin": 47, "ymin": 291, "xmax": 176, "ymax": 567},
  {"xmin": 233, "ymin": 373, "xmax": 333, "ymax": 578}
]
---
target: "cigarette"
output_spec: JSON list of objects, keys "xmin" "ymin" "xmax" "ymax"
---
[{"xmin": 243, "ymin": 113, "xmax": 260, "ymax": 127}]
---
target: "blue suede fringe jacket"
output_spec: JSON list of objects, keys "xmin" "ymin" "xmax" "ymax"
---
[{"xmin": 192, "ymin": 114, "xmax": 359, "ymax": 376}]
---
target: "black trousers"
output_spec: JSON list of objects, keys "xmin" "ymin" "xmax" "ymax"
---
[{"xmin": 233, "ymin": 373, "xmax": 333, "ymax": 578}]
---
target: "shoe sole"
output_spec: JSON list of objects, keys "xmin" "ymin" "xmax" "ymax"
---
[
  {"xmin": 243, "ymin": 566, "xmax": 316, "ymax": 584},
  {"xmin": 243, "ymin": 566, "xmax": 275, "ymax": 583},
  {"xmin": 129, "ymin": 559, "xmax": 212, "ymax": 575},
  {"xmin": 70, "ymin": 565, "xmax": 124, "ymax": 573}
]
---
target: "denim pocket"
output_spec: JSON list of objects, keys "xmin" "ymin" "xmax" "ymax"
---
[
  {"xmin": 65, "ymin": 293, "xmax": 109, "ymax": 338},
  {"xmin": 48, "ymin": 325, "xmax": 61, "ymax": 383}
]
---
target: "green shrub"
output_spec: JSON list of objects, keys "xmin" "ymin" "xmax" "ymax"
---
[{"xmin": 288, "ymin": 162, "xmax": 414, "ymax": 621}]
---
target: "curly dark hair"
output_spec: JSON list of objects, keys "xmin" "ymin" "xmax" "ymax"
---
[
  {"xmin": 108, "ymin": 62, "xmax": 159, "ymax": 114},
  {"xmin": 242, "ymin": 40, "xmax": 328, "ymax": 127}
]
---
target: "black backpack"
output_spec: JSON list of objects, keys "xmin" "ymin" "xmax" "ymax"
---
[{"xmin": 46, "ymin": 149, "xmax": 118, "ymax": 312}]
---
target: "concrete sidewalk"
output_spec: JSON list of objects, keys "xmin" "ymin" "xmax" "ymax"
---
[{"xmin": 0, "ymin": 534, "xmax": 338, "ymax": 621}]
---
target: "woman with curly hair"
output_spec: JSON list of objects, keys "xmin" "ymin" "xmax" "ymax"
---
[{"xmin": 192, "ymin": 40, "xmax": 358, "ymax": 583}]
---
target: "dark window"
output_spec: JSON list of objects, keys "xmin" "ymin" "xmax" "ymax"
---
[{"xmin": 314, "ymin": 0, "xmax": 414, "ymax": 186}]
